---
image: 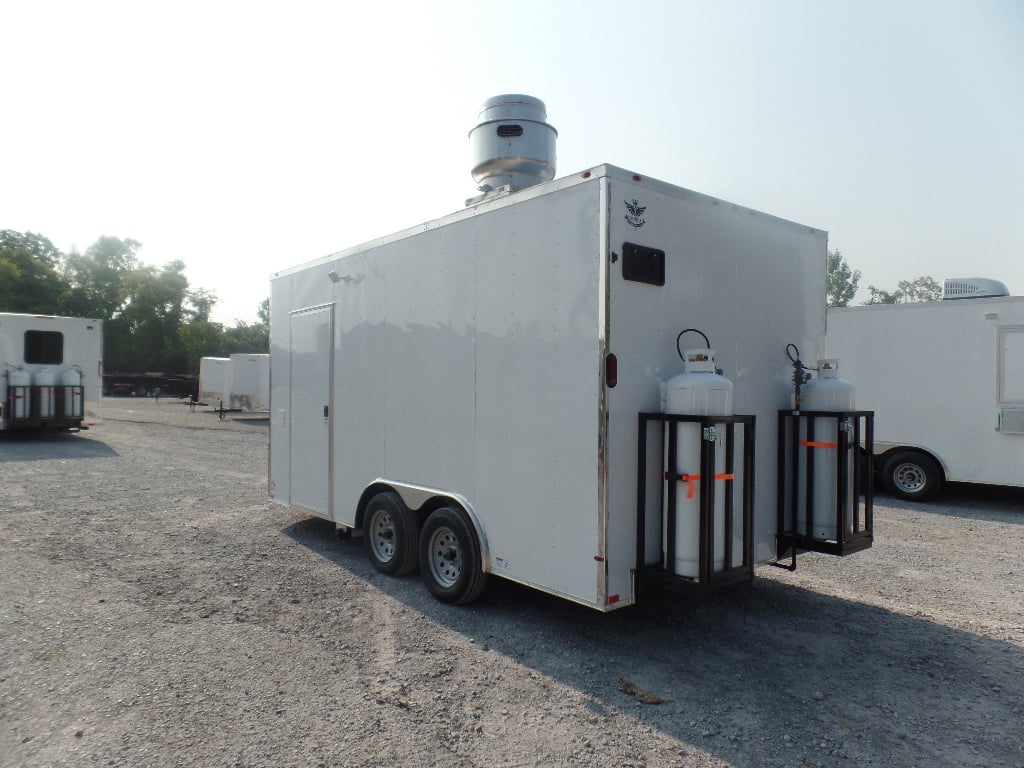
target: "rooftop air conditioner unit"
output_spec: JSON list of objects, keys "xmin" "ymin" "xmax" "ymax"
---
[{"xmin": 941, "ymin": 277, "xmax": 1010, "ymax": 300}]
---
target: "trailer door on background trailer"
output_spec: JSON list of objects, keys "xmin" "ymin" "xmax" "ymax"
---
[
  {"xmin": 289, "ymin": 305, "xmax": 333, "ymax": 514},
  {"xmin": 998, "ymin": 325, "xmax": 1024, "ymax": 433}
]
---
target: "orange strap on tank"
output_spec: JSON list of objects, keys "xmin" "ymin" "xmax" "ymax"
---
[
  {"xmin": 668, "ymin": 472, "xmax": 736, "ymax": 499},
  {"xmin": 799, "ymin": 439, "xmax": 838, "ymax": 449}
]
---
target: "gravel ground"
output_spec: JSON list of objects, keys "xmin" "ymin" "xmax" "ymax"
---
[{"xmin": 1, "ymin": 397, "xmax": 1022, "ymax": 768}]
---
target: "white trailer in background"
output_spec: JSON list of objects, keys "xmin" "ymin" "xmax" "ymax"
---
[
  {"xmin": 0, "ymin": 313, "xmax": 102, "ymax": 432},
  {"xmin": 826, "ymin": 280, "xmax": 1024, "ymax": 500},
  {"xmin": 228, "ymin": 353, "xmax": 269, "ymax": 412},
  {"xmin": 199, "ymin": 356, "xmax": 231, "ymax": 406}
]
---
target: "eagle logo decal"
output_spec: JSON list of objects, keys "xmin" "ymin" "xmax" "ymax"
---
[{"xmin": 625, "ymin": 199, "xmax": 647, "ymax": 228}]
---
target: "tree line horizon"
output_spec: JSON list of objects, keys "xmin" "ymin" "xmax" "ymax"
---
[
  {"xmin": 1, "ymin": 230, "xmax": 268, "ymax": 376},
  {"xmin": 827, "ymin": 249, "xmax": 941, "ymax": 308}
]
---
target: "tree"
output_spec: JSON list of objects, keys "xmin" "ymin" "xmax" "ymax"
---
[
  {"xmin": 0, "ymin": 230, "xmax": 68, "ymax": 313},
  {"xmin": 222, "ymin": 298, "xmax": 270, "ymax": 354},
  {"xmin": 4, "ymin": 228, "xmax": 270, "ymax": 375},
  {"xmin": 895, "ymin": 276, "xmax": 942, "ymax": 303},
  {"xmin": 826, "ymin": 250, "xmax": 860, "ymax": 307},
  {"xmin": 865, "ymin": 276, "xmax": 942, "ymax": 304},
  {"xmin": 178, "ymin": 288, "xmax": 225, "ymax": 372},
  {"xmin": 62, "ymin": 236, "xmax": 141, "ymax": 319},
  {"xmin": 107, "ymin": 260, "xmax": 193, "ymax": 372}
]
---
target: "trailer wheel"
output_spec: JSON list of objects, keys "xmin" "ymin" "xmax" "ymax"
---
[
  {"xmin": 419, "ymin": 507, "xmax": 488, "ymax": 605},
  {"xmin": 362, "ymin": 493, "xmax": 419, "ymax": 576},
  {"xmin": 881, "ymin": 450, "xmax": 943, "ymax": 501}
]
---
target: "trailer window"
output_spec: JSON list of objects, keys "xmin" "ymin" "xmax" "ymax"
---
[
  {"xmin": 24, "ymin": 330, "xmax": 64, "ymax": 364},
  {"xmin": 622, "ymin": 242, "xmax": 665, "ymax": 286}
]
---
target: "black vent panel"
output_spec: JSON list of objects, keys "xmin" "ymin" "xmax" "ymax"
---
[{"xmin": 622, "ymin": 242, "xmax": 665, "ymax": 286}]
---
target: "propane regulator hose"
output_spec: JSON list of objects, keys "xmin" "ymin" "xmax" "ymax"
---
[
  {"xmin": 676, "ymin": 328, "xmax": 711, "ymax": 361},
  {"xmin": 786, "ymin": 343, "xmax": 812, "ymax": 411}
]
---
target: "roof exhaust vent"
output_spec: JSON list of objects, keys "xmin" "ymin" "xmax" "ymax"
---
[
  {"xmin": 941, "ymin": 277, "xmax": 1010, "ymax": 300},
  {"xmin": 467, "ymin": 94, "xmax": 557, "ymax": 205}
]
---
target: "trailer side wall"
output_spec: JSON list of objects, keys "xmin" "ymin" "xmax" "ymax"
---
[{"xmin": 826, "ymin": 297, "xmax": 1024, "ymax": 487}]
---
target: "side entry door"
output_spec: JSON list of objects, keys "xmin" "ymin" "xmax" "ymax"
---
[{"xmin": 289, "ymin": 304, "xmax": 333, "ymax": 514}]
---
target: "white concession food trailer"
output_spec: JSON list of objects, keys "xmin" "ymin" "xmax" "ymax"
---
[{"xmin": 269, "ymin": 95, "xmax": 871, "ymax": 610}]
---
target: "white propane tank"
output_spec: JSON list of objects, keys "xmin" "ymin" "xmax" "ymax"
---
[
  {"xmin": 61, "ymin": 368, "xmax": 83, "ymax": 419},
  {"xmin": 9, "ymin": 369, "xmax": 32, "ymax": 420},
  {"xmin": 663, "ymin": 348, "xmax": 735, "ymax": 577},
  {"xmin": 799, "ymin": 359, "xmax": 856, "ymax": 540},
  {"xmin": 35, "ymin": 369, "xmax": 56, "ymax": 419}
]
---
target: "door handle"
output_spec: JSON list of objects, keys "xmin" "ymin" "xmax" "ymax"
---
[{"xmin": 323, "ymin": 405, "xmax": 329, "ymax": 418}]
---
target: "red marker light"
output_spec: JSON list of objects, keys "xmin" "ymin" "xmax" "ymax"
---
[
  {"xmin": 605, "ymin": 353, "xmax": 617, "ymax": 388},
  {"xmin": 582, "ymin": 171, "xmax": 591, "ymax": 178}
]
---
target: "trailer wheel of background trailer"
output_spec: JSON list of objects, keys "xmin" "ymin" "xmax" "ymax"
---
[
  {"xmin": 362, "ymin": 493, "xmax": 420, "ymax": 576},
  {"xmin": 419, "ymin": 507, "xmax": 488, "ymax": 605},
  {"xmin": 881, "ymin": 450, "xmax": 943, "ymax": 501}
]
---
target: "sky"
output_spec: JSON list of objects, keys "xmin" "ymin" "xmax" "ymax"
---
[{"xmin": 3, "ymin": 0, "xmax": 1022, "ymax": 325}]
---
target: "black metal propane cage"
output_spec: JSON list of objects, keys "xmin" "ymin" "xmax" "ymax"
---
[
  {"xmin": 4, "ymin": 384, "xmax": 85, "ymax": 430},
  {"xmin": 775, "ymin": 409, "xmax": 874, "ymax": 561},
  {"xmin": 635, "ymin": 412, "xmax": 756, "ymax": 595}
]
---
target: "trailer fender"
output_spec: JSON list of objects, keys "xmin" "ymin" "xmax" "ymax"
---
[
  {"xmin": 356, "ymin": 479, "xmax": 490, "ymax": 572},
  {"xmin": 873, "ymin": 442, "xmax": 949, "ymax": 479}
]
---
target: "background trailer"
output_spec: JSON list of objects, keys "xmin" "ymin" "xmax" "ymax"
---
[
  {"xmin": 198, "ymin": 356, "xmax": 231, "ymax": 406},
  {"xmin": 827, "ymin": 282, "xmax": 1024, "ymax": 499},
  {"xmin": 228, "ymin": 353, "xmax": 269, "ymax": 412},
  {"xmin": 0, "ymin": 312, "xmax": 102, "ymax": 432}
]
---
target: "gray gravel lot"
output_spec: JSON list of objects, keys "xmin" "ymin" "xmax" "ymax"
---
[{"xmin": 1, "ymin": 397, "xmax": 1022, "ymax": 768}]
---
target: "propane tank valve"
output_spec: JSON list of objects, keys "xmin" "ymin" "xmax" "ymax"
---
[{"xmin": 786, "ymin": 343, "xmax": 811, "ymax": 411}]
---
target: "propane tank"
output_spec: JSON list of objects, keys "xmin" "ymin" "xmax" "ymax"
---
[
  {"xmin": 61, "ymin": 368, "xmax": 83, "ymax": 419},
  {"xmin": 9, "ymin": 369, "xmax": 32, "ymax": 420},
  {"xmin": 802, "ymin": 359, "xmax": 855, "ymax": 412},
  {"xmin": 799, "ymin": 359, "xmax": 856, "ymax": 540},
  {"xmin": 663, "ymin": 332, "xmax": 735, "ymax": 578},
  {"xmin": 35, "ymin": 369, "xmax": 56, "ymax": 419}
]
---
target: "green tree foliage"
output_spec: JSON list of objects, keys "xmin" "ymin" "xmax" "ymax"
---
[
  {"xmin": 106, "ymin": 261, "xmax": 193, "ymax": 372},
  {"xmin": 3, "ymin": 229, "xmax": 270, "ymax": 376},
  {"xmin": 222, "ymin": 297, "xmax": 269, "ymax": 354},
  {"xmin": 62, "ymin": 236, "xmax": 142, "ymax": 319},
  {"xmin": 0, "ymin": 230, "xmax": 68, "ymax": 313},
  {"xmin": 178, "ymin": 288, "xmax": 226, "ymax": 366},
  {"xmin": 826, "ymin": 249, "xmax": 860, "ymax": 307},
  {"xmin": 865, "ymin": 276, "xmax": 942, "ymax": 304}
]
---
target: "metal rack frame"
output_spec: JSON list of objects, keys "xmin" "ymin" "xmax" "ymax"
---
[
  {"xmin": 776, "ymin": 409, "xmax": 874, "ymax": 558},
  {"xmin": 636, "ymin": 412, "xmax": 756, "ymax": 595}
]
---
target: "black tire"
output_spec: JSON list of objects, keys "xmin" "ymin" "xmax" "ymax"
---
[
  {"xmin": 362, "ymin": 493, "xmax": 420, "ymax": 576},
  {"xmin": 419, "ymin": 507, "xmax": 487, "ymax": 605},
  {"xmin": 881, "ymin": 450, "xmax": 943, "ymax": 501}
]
